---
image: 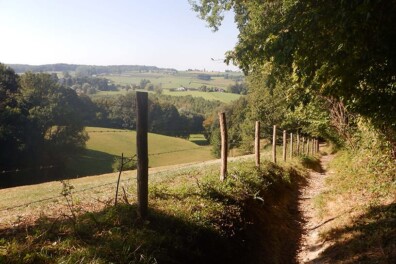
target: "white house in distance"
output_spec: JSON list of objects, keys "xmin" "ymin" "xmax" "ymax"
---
[{"xmin": 176, "ymin": 86, "xmax": 187, "ymax": 91}]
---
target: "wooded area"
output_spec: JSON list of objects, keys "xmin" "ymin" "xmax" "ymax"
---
[{"xmin": 192, "ymin": 0, "xmax": 396, "ymax": 158}]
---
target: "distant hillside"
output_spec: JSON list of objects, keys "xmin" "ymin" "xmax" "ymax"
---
[{"xmin": 6, "ymin": 63, "xmax": 177, "ymax": 74}]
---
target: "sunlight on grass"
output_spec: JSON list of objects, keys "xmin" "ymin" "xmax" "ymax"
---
[{"xmin": 0, "ymin": 157, "xmax": 308, "ymax": 263}]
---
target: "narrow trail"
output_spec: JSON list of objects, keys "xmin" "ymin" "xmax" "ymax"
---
[{"xmin": 297, "ymin": 154, "xmax": 335, "ymax": 264}]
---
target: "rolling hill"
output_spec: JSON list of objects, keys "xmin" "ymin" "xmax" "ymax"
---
[{"xmin": 68, "ymin": 127, "xmax": 213, "ymax": 177}]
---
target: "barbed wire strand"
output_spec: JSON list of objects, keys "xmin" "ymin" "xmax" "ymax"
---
[
  {"xmin": 1, "ymin": 165, "xmax": 56, "ymax": 175},
  {"xmin": 0, "ymin": 154, "xmax": 258, "ymax": 212},
  {"xmin": 0, "ymin": 175, "xmax": 138, "ymax": 213}
]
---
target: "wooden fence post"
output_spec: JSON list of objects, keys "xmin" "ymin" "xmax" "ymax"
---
[
  {"xmin": 290, "ymin": 133, "xmax": 293, "ymax": 159},
  {"xmin": 302, "ymin": 137, "xmax": 305, "ymax": 154},
  {"xmin": 313, "ymin": 139, "xmax": 316, "ymax": 154},
  {"xmin": 219, "ymin": 112, "xmax": 228, "ymax": 181},
  {"xmin": 317, "ymin": 139, "xmax": 320, "ymax": 153},
  {"xmin": 296, "ymin": 132, "xmax": 300, "ymax": 156},
  {"xmin": 307, "ymin": 138, "xmax": 310, "ymax": 156},
  {"xmin": 136, "ymin": 92, "xmax": 149, "ymax": 219},
  {"xmin": 283, "ymin": 130, "xmax": 287, "ymax": 162},
  {"xmin": 272, "ymin": 125, "xmax": 277, "ymax": 163},
  {"xmin": 255, "ymin": 121, "xmax": 260, "ymax": 168}
]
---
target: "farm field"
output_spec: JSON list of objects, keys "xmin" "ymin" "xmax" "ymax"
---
[
  {"xmin": 102, "ymin": 70, "xmax": 242, "ymax": 89},
  {"xmin": 92, "ymin": 89, "xmax": 241, "ymax": 103},
  {"xmin": 96, "ymin": 70, "xmax": 244, "ymax": 103},
  {"xmin": 162, "ymin": 89, "xmax": 241, "ymax": 103},
  {"xmin": 68, "ymin": 127, "xmax": 213, "ymax": 177}
]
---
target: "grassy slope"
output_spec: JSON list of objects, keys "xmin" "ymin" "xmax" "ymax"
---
[
  {"xmin": 313, "ymin": 147, "xmax": 396, "ymax": 263},
  {"xmin": 0, "ymin": 151, "xmax": 310, "ymax": 263},
  {"xmin": 69, "ymin": 127, "xmax": 212, "ymax": 176}
]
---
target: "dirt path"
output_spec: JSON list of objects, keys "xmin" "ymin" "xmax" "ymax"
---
[{"xmin": 297, "ymin": 154, "xmax": 335, "ymax": 263}]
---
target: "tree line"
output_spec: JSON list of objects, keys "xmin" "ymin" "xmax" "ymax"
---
[
  {"xmin": 0, "ymin": 64, "xmax": 221, "ymax": 187},
  {"xmin": 0, "ymin": 64, "xmax": 88, "ymax": 186},
  {"xmin": 191, "ymin": 0, "xmax": 396, "ymax": 158},
  {"xmin": 8, "ymin": 63, "xmax": 177, "ymax": 75},
  {"xmin": 90, "ymin": 93, "xmax": 211, "ymax": 137}
]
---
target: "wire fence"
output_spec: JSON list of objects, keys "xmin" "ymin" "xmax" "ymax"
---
[
  {"xmin": 0, "ymin": 122, "xmax": 319, "ymax": 215},
  {"xmin": 1, "ymin": 165, "xmax": 56, "ymax": 175},
  {"xmin": 0, "ymin": 159, "xmax": 217, "ymax": 213},
  {"xmin": 0, "ymin": 146, "xmax": 206, "ymax": 176},
  {"xmin": 0, "ymin": 153, "xmax": 257, "ymax": 213},
  {"xmin": 0, "ymin": 175, "xmax": 138, "ymax": 213}
]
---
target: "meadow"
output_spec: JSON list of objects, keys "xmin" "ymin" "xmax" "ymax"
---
[
  {"xmin": 0, "ymin": 148, "xmax": 306, "ymax": 263},
  {"xmin": 96, "ymin": 70, "xmax": 243, "ymax": 103},
  {"xmin": 102, "ymin": 70, "xmax": 242, "ymax": 89},
  {"xmin": 67, "ymin": 127, "xmax": 213, "ymax": 177}
]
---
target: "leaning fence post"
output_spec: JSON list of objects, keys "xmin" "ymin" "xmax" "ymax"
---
[
  {"xmin": 219, "ymin": 112, "xmax": 228, "ymax": 181},
  {"xmin": 136, "ymin": 92, "xmax": 148, "ymax": 219},
  {"xmin": 115, "ymin": 153, "xmax": 124, "ymax": 206},
  {"xmin": 283, "ymin": 130, "xmax": 287, "ymax": 162},
  {"xmin": 290, "ymin": 133, "xmax": 293, "ymax": 159},
  {"xmin": 272, "ymin": 125, "xmax": 277, "ymax": 163},
  {"xmin": 255, "ymin": 121, "xmax": 260, "ymax": 168}
]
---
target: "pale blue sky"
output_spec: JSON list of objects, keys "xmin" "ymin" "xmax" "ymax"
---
[{"xmin": 0, "ymin": 0, "xmax": 239, "ymax": 71}]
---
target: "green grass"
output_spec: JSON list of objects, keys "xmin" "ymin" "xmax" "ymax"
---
[
  {"xmin": 92, "ymin": 88, "xmax": 241, "ymax": 104},
  {"xmin": 311, "ymin": 147, "xmax": 396, "ymax": 263},
  {"xmin": 162, "ymin": 89, "xmax": 241, "ymax": 103},
  {"xmin": 68, "ymin": 127, "xmax": 213, "ymax": 177},
  {"xmin": 0, "ymin": 157, "xmax": 308, "ymax": 264},
  {"xmin": 103, "ymin": 71, "xmax": 241, "ymax": 90},
  {"xmin": 96, "ymin": 71, "xmax": 244, "ymax": 103}
]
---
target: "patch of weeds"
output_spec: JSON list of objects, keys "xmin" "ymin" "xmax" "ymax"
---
[{"xmin": 112, "ymin": 155, "xmax": 137, "ymax": 172}]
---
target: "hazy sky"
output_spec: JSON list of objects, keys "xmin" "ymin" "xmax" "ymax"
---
[{"xmin": 0, "ymin": 0, "xmax": 239, "ymax": 71}]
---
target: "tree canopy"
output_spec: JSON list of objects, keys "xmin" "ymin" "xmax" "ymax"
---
[
  {"xmin": 0, "ymin": 64, "xmax": 88, "ymax": 186},
  {"xmin": 191, "ymin": 0, "xmax": 396, "ymax": 153}
]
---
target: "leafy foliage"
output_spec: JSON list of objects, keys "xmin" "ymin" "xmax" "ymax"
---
[
  {"xmin": 0, "ymin": 64, "xmax": 88, "ymax": 186},
  {"xmin": 191, "ymin": 0, "xmax": 396, "ymax": 154},
  {"xmin": 91, "ymin": 93, "xmax": 207, "ymax": 137}
]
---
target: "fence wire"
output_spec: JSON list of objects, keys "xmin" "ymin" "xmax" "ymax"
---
[
  {"xmin": 1, "ymin": 124, "xmax": 319, "ymax": 213},
  {"xmin": 0, "ymin": 154, "xmax": 256, "ymax": 213},
  {"xmin": 0, "ymin": 146, "xmax": 206, "ymax": 175},
  {"xmin": 0, "ymin": 174, "xmax": 138, "ymax": 213},
  {"xmin": 1, "ymin": 165, "xmax": 56, "ymax": 175}
]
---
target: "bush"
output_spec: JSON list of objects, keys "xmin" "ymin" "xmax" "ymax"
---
[{"xmin": 112, "ymin": 156, "xmax": 137, "ymax": 172}]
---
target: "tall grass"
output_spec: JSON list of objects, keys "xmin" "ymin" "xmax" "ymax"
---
[{"xmin": 0, "ymin": 158, "xmax": 308, "ymax": 263}]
